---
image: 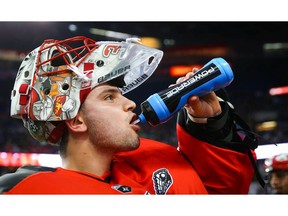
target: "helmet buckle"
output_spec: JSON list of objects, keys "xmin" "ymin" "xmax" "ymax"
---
[{"xmin": 18, "ymin": 83, "xmax": 30, "ymax": 105}]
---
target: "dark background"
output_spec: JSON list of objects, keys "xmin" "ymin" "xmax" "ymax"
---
[
  {"xmin": 0, "ymin": 22, "xmax": 287, "ymax": 157},
  {"xmin": 1, "ymin": 22, "xmax": 288, "ymax": 146}
]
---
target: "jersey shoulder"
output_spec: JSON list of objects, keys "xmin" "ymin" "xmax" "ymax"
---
[{"xmin": 0, "ymin": 166, "xmax": 56, "ymax": 194}]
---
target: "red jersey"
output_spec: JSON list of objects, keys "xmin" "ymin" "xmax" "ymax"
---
[
  {"xmin": 0, "ymin": 105, "xmax": 256, "ymax": 194},
  {"xmin": 0, "ymin": 133, "xmax": 254, "ymax": 194}
]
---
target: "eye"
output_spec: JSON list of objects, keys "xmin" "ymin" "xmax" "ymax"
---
[{"xmin": 104, "ymin": 94, "xmax": 113, "ymax": 101}]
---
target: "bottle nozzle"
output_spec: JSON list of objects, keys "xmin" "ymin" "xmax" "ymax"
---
[{"xmin": 131, "ymin": 118, "xmax": 140, "ymax": 125}]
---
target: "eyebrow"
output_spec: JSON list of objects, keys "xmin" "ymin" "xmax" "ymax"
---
[{"xmin": 98, "ymin": 86, "xmax": 122, "ymax": 95}]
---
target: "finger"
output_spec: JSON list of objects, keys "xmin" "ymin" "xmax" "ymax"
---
[
  {"xmin": 184, "ymin": 95, "xmax": 199, "ymax": 108},
  {"xmin": 173, "ymin": 68, "xmax": 198, "ymax": 86},
  {"xmin": 185, "ymin": 92, "xmax": 221, "ymax": 118},
  {"xmin": 177, "ymin": 71, "xmax": 195, "ymax": 84},
  {"xmin": 185, "ymin": 96, "xmax": 205, "ymax": 117},
  {"xmin": 176, "ymin": 76, "xmax": 186, "ymax": 84},
  {"xmin": 185, "ymin": 71, "xmax": 194, "ymax": 79},
  {"xmin": 192, "ymin": 68, "xmax": 199, "ymax": 73}
]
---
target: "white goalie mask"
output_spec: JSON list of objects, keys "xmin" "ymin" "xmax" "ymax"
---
[{"xmin": 10, "ymin": 36, "xmax": 163, "ymax": 144}]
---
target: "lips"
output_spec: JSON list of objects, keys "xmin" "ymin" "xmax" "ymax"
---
[
  {"xmin": 130, "ymin": 114, "xmax": 141, "ymax": 131},
  {"xmin": 130, "ymin": 114, "xmax": 138, "ymax": 124}
]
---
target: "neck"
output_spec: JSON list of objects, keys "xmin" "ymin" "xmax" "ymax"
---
[{"xmin": 62, "ymin": 134, "xmax": 114, "ymax": 177}]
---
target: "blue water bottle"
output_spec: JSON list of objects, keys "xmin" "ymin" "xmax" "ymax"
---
[{"xmin": 137, "ymin": 57, "xmax": 234, "ymax": 126}]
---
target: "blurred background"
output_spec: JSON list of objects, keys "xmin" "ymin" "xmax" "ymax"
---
[{"xmin": 0, "ymin": 21, "xmax": 288, "ymax": 193}]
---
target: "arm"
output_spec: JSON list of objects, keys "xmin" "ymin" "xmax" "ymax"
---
[{"xmin": 177, "ymin": 88, "xmax": 258, "ymax": 194}]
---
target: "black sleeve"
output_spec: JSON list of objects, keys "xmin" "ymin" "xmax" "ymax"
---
[
  {"xmin": 0, "ymin": 166, "xmax": 56, "ymax": 194},
  {"xmin": 177, "ymin": 101, "xmax": 258, "ymax": 153},
  {"xmin": 178, "ymin": 100, "xmax": 237, "ymax": 139}
]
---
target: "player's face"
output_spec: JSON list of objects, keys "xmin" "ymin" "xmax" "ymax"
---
[
  {"xmin": 269, "ymin": 171, "xmax": 288, "ymax": 194},
  {"xmin": 79, "ymin": 84, "xmax": 141, "ymax": 152}
]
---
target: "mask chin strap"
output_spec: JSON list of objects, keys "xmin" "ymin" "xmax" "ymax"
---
[
  {"xmin": 217, "ymin": 93, "xmax": 265, "ymax": 189},
  {"xmin": 47, "ymin": 121, "xmax": 67, "ymax": 144},
  {"xmin": 228, "ymin": 104, "xmax": 266, "ymax": 189}
]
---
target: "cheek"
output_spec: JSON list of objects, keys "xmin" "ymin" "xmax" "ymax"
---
[
  {"xmin": 85, "ymin": 111, "xmax": 131, "ymax": 148},
  {"xmin": 84, "ymin": 107, "xmax": 126, "ymax": 136},
  {"xmin": 85, "ymin": 114, "xmax": 112, "ymax": 142},
  {"xmin": 86, "ymin": 106, "xmax": 124, "ymax": 125}
]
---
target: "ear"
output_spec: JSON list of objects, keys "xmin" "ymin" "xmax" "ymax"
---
[{"xmin": 65, "ymin": 112, "xmax": 87, "ymax": 132}]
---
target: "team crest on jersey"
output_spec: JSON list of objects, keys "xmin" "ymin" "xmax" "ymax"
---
[
  {"xmin": 152, "ymin": 168, "xmax": 173, "ymax": 194},
  {"xmin": 111, "ymin": 185, "xmax": 132, "ymax": 193}
]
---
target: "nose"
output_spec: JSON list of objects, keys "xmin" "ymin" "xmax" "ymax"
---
[{"xmin": 123, "ymin": 96, "xmax": 136, "ymax": 111}]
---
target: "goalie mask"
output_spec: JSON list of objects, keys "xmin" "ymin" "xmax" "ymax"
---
[{"xmin": 10, "ymin": 36, "xmax": 163, "ymax": 144}]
